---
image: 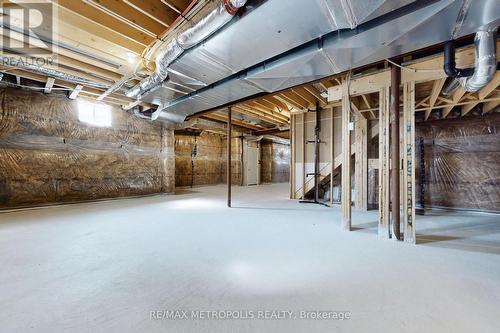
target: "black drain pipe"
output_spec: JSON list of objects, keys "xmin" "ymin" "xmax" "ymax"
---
[{"xmin": 443, "ymin": 40, "xmax": 474, "ymax": 78}]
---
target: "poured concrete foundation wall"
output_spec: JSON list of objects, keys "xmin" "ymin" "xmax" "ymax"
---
[{"xmin": 0, "ymin": 88, "xmax": 175, "ymax": 209}]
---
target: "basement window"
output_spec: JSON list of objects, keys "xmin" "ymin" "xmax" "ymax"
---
[{"xmin": 78, "ymin": 100, "xmax": 112, "ymax": 127}]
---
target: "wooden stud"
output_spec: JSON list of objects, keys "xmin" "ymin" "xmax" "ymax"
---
[
  {"xmin": 354, "ymin": 114, "xmax": 367, "ymax": 210},
  {"xmin": 341, "ymin": 81, "xmax": 351, "ymax": 231},
  {"xmin": 378, "ymin": 87, "xmax": 390, "ymax": 239},
  {"xmin": 290, "ymin": 114, "xmax": 296, "ymax": 199},
  {"xmin": 402, "ymin": 81, "xmax": 416, "ymax": 244}
]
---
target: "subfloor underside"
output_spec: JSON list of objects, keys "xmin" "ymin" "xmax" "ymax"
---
[{"xmin": 1, "ymin": 184, "xmax": 499, "ymax": 332}]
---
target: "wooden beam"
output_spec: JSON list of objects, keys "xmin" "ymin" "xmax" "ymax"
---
[
  {"xmin": 202, "ymin": 113, "xmax": 262, "ymax": 131},
  {"xmin": 483, "ymin": 100, "xmax": 500, "ymax": 113},
  {"xmin": 442, "ymin": 86, "xmax": 465, "ymax": 118},
  {"xmin": 378, "ymin": 86, "xmax": 390, "ymax": 239},
  {"xmin": 402, "ymin": 81, "xmax": 416, "ymax": 244},
  {"xmin": 263, "ymin": 96, "xmax": 290, "ymax": 112},
  {"xmin": 69, "ymin": 85, "xmax": 83, "ymax": 99},
  {"xmin": 303, "ymin": 86, "xmax": 328, "ymax": 105},
  {"xmin": 478, "ymin": 72, "xmax": 500, "ymax": 100},
  {"xmin": 160, "ymin": 0, "xmax": 187, "ymax": 14},
  {"xmin": 85, "ymin": 0, "xmax": 166, "ymax": 36},
  {"xmin": 461, "ymin": 101, "xmax": 479, "ymax": 116},
  {"xmin": 236, "ymin": 104, "xmax": 288, "ymax": 125},
  {"xmin": 54, "ymin": 0, "xmax": 154, "ymax": 47},
  {"xmin": 44, "ymin": 77, "xmax": 55, "ymax": 94},
  {"xmin": 329, "ymin": 71, "xmax": 391, "ymax": 100},
  {"xmin": 328, "ymin": 42, "xmax": 500, "ymax": 100},
  {"xmin": 123, "ymin": 0, "xmax": 177, "ymax": 27},
  {"xmin": 425, "ymin": 78, "xmax": 446, "ymax": 120},
  {"xmin": 341, "ymin": 82, "xmax": 351, "ymax": 231},
  {"xmin": 281, "ymin": 92, "xmax": 310, "ymax": 109},
  {"xmin": 416, "ymin": 96, "xmax": 430, "ymax": 108},
  {"xmin": 415, "ymin": 96, "xmax": 500, "ymax": 112}
]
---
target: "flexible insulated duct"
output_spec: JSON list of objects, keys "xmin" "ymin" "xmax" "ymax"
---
[
  {"xmin": 126, "ymin": 0, "xmax": 247, "ymax": 99},
  {"xmin": 443, "ymin": 27, "xmax": 498, "ymax": 94},
  {"xmin": 458, "ymin": 28, "xmax": 498, "ymax": 92}
]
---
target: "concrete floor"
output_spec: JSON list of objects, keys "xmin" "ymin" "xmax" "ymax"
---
[{"xmin": 1, "ymin": 183, "xmax": 499, "ymax": 332}]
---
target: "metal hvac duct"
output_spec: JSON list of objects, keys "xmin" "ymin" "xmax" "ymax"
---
[
  {"xmin": 139, "ymin": 0, "xmax": 499, "ymax": 123},
  {"xmin": 126, "ymin": 0, "xmax": 247, "ymax": 100},
  {"xmin": 443, "ymin": 27, "xmax": 498, "ymax": 94},
  {"xmin": 458, "ymin": 28, "xmax": 497, "ymax": 92}
]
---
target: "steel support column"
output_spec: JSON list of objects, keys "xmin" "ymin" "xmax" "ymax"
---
[
  {"xmin": 227, "ymin": 107, "xmax": 232, "ymax": 208},
  {"xmin": 390, "ymin": 64, "xmax": 401, "ymax": 240}
]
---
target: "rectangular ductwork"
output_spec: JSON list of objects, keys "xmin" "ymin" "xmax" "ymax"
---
[{"xmin": 139, "ymin": 0, "xmax": 499, "ymax": 123}]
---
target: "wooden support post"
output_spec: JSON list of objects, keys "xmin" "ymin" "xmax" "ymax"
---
[
  {"xmin": 378, "ymin": 87, "xmax": 390, "ymax": 239},
  {"xmin": 354, "ymin": 115, "xmax": 368, "ymax": 210},
  {"xmin": 362, "ymin": 116, "xmax": 368, "ymax": 210},
  {"xmin": 330, "ymin": 107, "xmax": 335, "ymax": 205},
  {"xmin": 341, "ymin": 82, "xmax": 351, "ymax": 230},
  {"xmin": 290, "ymin": 114, "xmax": 296, "ymax": 199},
  {"xmin": 390, "ymin": 65, "xmax": 401, "ymax": 240},
  {"xmin": 403, "ymin": 81, "xmax": 416, "ymax": 244},
  {"xmin": 227, "ymin": 107, "xmax": 232, "ymax": 208}
]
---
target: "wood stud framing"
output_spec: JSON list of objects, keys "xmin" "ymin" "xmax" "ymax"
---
[
  {"xmin": 378, "ymin": 87, "xmax": 391, "ymax": 239},
  {"xmin": 354, "ymin": 114, "xmax": 368, "ymax": 210},
  {"xmin": 402, "ymin": 81, "xmax": 416, "ymax": 244},
  {"xmin": 290, "ymin": 114, "xmax": 296, "ymax": 199},
  {"xmin": 341, "ymin": 81, "xmax": 351, "ymax": 231}
]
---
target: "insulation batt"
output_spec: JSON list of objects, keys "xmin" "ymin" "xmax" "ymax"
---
[
  {"xmin": 416, "ymin": 113, "xmax": 500, "ymax": 212},
  {"xmin": 0, "ymin": 88, "xmax": 175, "ymax": 209}
]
